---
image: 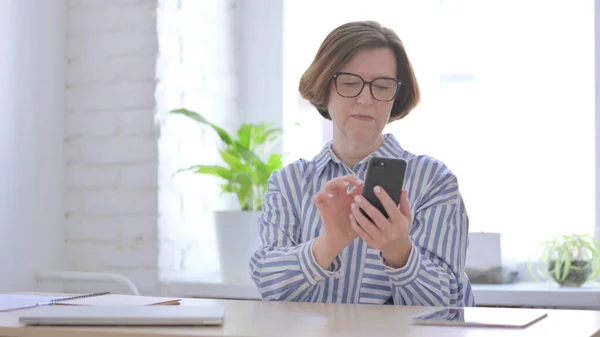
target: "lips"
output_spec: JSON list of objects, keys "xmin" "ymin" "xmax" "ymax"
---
[{"xmin": 351, "ymin": 114, "xmax": 374, "ymax": 121}]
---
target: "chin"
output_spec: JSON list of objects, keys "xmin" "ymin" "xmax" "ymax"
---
[{"xmin": 346, "ymin": 128, "xmax": 381, "ymax": 141}]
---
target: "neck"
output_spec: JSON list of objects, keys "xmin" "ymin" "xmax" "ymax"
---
[{"xmin": 331, "ymin": 133, "xmax": 384, "ymax": 169}]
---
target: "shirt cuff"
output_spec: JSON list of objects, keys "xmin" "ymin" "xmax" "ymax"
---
[
  {"xmin": 382, "ymin": 241, "xmax": 422, "ymax": 285},
  {"xmin": 297, "ymin": 238, "xmax": 342, "ymax": 285}
]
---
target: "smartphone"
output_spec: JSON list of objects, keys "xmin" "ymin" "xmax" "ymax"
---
[{"xmin": 361, "ymin": 157, "xmax": 407, "ymax": 219}]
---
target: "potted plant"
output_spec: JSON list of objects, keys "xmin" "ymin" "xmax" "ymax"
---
[
  {"xmin": 530, "ymin": 233, "xmax": 600, "ymax": 287},
  {"xmin": 170, "ymin": 108, "xmax": 285, "ymax": 285}
]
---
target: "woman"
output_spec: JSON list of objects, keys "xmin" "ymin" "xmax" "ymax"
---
[{"xmin": 249, "ymin": 20, "xmax": 475, "ymax": 307}]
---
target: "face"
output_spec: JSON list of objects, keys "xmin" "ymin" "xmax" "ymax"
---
[{"xmin": 327, "ymin": 47, "xmax": 398, "ymax": 142}]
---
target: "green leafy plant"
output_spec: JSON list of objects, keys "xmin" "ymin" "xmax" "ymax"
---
[
  {"xmin": 170, "ymin": 108, "xmax": 285, "ymax": 211},
  {"xmin": 529, "ymin": 233, "xmax": 600, "ymax": 287}
]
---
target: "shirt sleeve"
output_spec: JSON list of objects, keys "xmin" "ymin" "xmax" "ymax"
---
[
  {"xmin": 383, "ymin": 163, "xmax": 475, "ymax": 307},
  {"xmin": 249, "ymin": 165, "xmax": 343, "ymax": 301}
]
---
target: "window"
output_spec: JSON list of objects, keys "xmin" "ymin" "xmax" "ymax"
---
[{"xmin": 282, "ymin": 0, "xmax": 595, "ymax": 264}]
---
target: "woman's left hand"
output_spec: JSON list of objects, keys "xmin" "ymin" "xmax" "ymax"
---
[{"xmin": 349, "ymin": 186, "xmax": 413, "ymax": 268}]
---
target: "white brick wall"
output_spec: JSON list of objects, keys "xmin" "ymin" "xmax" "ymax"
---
[
  {"xmin": 62, "ymin": 0, "xmax": 239, "ymax": 294},
  {"xmin": 64, "ymin": 0, "xmax": 161, "ymax": 294}
]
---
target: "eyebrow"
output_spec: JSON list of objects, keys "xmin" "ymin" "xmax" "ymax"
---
[{"xmin": 338, "ymin": 71, "xmax": 397, "ymax": 80}]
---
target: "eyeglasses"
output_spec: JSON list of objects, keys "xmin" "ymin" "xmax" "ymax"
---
[{"xmin": 332, "ymin": 72, "xmax": 401, "ymax": 102}]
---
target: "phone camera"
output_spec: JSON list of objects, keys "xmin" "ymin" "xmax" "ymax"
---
[{"xmin": 379, "ymin": 162, "xmax": 385, "ymax": 167}]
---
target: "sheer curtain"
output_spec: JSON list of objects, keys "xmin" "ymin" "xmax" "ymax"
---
[{"xmin": 282, "ymin": 0, "xmax": 595, "ymax": 264}]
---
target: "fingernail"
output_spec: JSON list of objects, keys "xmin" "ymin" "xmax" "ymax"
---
[
  {"xmin": 374, "ymin": 186, "xmax": 381, "ymax": 194},
  {"xmin": 327, "ymin": 193, "xmax": 334, "ymax": 199},
  {"xmin": 354, "ymin": 195, "xmax": 362, "ymax": 203},
  {"xmin": 357, "ymin": 179, "xmax": 364, "ymax": 185},
  {"xmin": 351, "ymin": 203, "xmax": 357, "ymax": 209},
  {"xmin": 343, "ymin": 181, "xmax": 349, "ymax": 186}
]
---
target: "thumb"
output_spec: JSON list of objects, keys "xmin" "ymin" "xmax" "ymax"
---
[{"xmin": 399, "ymin": 190, "xmax": 411, "ymax": 217}]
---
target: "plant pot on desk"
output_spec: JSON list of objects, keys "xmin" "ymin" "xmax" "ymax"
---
[
  {"xmin": 214, "ymin": 210, "xmax": 262, "ymax": 285},
  {"xmin": 549, "ymin": 259, "xmax": 592, "ymax": 287}
]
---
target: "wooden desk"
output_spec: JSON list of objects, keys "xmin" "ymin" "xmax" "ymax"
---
[
  {"xmin": 166, "ymin": 281, "xmax": 600, "ymax": 309},
  {"xmin": 1, "ymin": 296, "xmax": 599, "ymax": 337}
]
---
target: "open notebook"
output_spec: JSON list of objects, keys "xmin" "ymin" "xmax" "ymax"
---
[{"xmin": 0, "ymin": 292, "xmax": 181, "ymax": 312}]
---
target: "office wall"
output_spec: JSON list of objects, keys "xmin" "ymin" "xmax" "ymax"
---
[{"xmin": 62, "ymin": 0, "xmax": 161, "ymax": 294}]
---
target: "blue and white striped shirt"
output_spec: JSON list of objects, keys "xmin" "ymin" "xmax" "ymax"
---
[{"xmin": 249, "ymin": 134, "xmax": 475, "ymax": 306}]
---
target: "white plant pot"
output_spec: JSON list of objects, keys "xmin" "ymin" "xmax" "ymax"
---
[{"xmin": 214, "ymin": 210, "xmax": 262, "ymax": 285}]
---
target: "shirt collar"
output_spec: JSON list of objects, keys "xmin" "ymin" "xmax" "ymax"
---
[{"xmin": 314, "ymin": 133, "xmax": 407, "ymax": 175}]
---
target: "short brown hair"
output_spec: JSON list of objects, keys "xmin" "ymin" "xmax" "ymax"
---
[{"xmin": 299, "ymin": 21, "xmax": 420, "ymax": 122}]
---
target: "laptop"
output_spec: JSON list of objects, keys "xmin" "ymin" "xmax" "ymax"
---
[{"xmin": 18, "ymin": 305, "xmax": 225, "ymax": 326}]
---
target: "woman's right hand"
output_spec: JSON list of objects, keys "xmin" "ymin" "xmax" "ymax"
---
[{"xmin": 312, "ymin": 174, "xmax": 364, "ymax": 268}]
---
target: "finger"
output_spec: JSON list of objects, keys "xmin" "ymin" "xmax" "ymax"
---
[
  {"xmin": 373, "ymin": 185, "xmax": 403, "ymax": 222},
  {"xmin": 323, "ymin": 181, "xmax": 346, "ymax": 195},
  {"xmin": 350, "ymin": 214, "xmax": 374, "ymax": 244},
  {"xmin": 352, "ymin": 195, "xmax": 390, "ymax": 232},
  {"xmin": 350, "ymin": 202, "xmax": 383, "ymax": 241},
  {"xmin": 340, "ymin": 174, "xmax": 364, "ymax": 187},
  {"xmin": 324, "ymin": 175, "xmax": 363, "ymax": 194},
  {"xmin": 399, "ymin": 190, "xmax": 411, "ymax": 218},
  {"xmin": 348, "ymin": 184, "xmax": 364, "ymax": 197},
  {"xmin": 313, "ymin": 191, "xmax": 334, "ymax": 205}
]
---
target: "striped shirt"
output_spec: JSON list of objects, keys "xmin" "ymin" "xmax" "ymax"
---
[{"xmin": 249, "ymin": 133, "xmax": 475, "ymax": 306}]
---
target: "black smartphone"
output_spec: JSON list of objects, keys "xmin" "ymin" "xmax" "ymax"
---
[{"xmin": 361, "ymin": 157, "xmax": 407, "ymax": 219}]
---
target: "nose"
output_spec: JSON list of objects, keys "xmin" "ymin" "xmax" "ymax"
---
[{"xmin": 356, "ymin": 83, "xmax": 373, "ymax": 106}]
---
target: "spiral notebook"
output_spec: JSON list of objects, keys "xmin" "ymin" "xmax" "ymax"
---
[{"xmin": 0, "ymin": 292, "xmax": 181, "ymax": 312}]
